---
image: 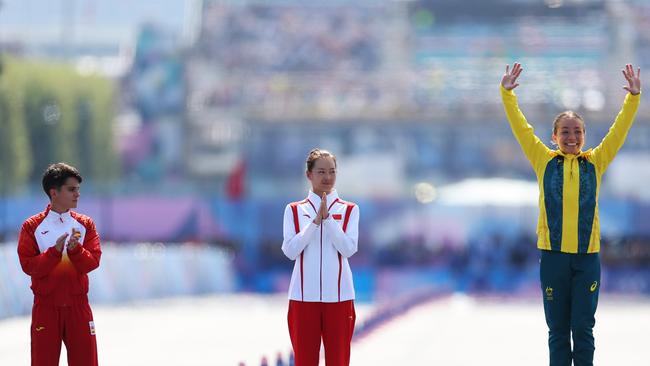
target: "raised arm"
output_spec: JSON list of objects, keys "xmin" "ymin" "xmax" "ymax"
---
[
  {"xmin": 590, "ymin": 64, "xmax": 641, "ymax": 172},
  {"xmin": 500, "ymin": 62, "xmax": 552, "ymax": 170}
]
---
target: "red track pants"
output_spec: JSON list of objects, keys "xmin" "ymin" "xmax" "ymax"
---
[
  {"xmin": 288, "ymin": 300, "xmax": 356, "ymax": 366},
  {"xmin": 31, "ymin": 299, "xmax": 98, "ymax": 366}
]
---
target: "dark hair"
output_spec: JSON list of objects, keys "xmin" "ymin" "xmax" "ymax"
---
[
  {"xmin": 42, "ymin": 163, "xmax": 82, "ymax": 198},
  {"xmin": 552, "ymin": 110, "xmax": 585, "ymax": 134},
  {"xmin": 306, "ymin": 148, "xmax": 337, "ymax": 172}
]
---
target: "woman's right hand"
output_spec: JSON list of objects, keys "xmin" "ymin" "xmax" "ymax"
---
[
  {"xmin": 501, "ymin": 62, "xmax": 523, "ymax": 91},
  {"xmin": 313, "ymin": 192, "xmax": 329, "ymax": 225},
  {"xmin": 54, "ymin": 233, "xmax": 68, "ymax": 252},
  {"xmin": 313, "ymin": 207, "xmax": 322, "ymax": 226}
]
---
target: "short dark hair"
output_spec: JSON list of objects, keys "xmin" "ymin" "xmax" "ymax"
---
[
  {"xmin": 306, "ymin": 148, "xmax": 337, "ymax": 172},
  {"xmin": 42, "ymin": 163, "xmax": 83, "ymax": 198}
]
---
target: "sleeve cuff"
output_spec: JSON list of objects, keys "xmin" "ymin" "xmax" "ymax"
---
[
  {"xmin": 305, "ymin": 221, "xmax": 319, "ymax": 232},
  {"xmin": 67, "ymin": 245, "xmax": 82, "ymax": 256},
  {"xmin": 500, "ymin": 84, "xmax": 515, "ymax": 96},
  {"xmin": 322, "ymin": 217, "xmax": 341, "ymax": 231},
  {"xmin": 46, "ymin": 246, "xmax": 63, "ymax": 258}
]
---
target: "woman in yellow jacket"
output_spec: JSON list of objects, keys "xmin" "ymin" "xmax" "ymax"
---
[{"xmin": 501, "ymin": 63, "xmax": 641, "ymax": 366}]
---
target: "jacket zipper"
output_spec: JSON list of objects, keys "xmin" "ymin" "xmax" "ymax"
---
[{"xmin": 320, "ymin": 222, "xmax": 323, "ymax": 301}]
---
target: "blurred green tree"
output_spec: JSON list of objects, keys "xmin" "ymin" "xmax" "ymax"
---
[{"xmin": 0, "ymin": 57, "xmax": 117, "ymax": 194}]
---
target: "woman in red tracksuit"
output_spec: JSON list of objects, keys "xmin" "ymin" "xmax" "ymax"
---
[
  {"xmin": 18, "ymin": 163, "xmax": 101, "ymax": 366},
  {"xmin": 282, "ymin": 148, "xmax": 360, "ymax": 366}
]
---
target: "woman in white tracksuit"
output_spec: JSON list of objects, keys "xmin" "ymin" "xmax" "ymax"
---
[{"xmin": 282, "ymin": 148, "xmax": 360, "ymax": 366}]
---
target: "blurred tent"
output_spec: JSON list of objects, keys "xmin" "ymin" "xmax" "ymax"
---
[
  {"xmin": 371, "ymin": 178, "xmax": 539, "ymax": 249},
  {"xmin": 437, "ymin": 178, "xmax": 539, "ymax": 207}
]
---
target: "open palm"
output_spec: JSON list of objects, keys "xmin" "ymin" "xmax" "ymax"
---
[
  {"xmin": 501, "ymin": 63, "xmax": 523, "ymax": 91},
  {"xmin": 622, "ymin": 64, "xmax": 641, "ymax": 95}
]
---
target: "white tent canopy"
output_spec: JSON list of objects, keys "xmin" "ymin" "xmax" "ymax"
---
[{"xmin": 436, "ymin": 178, "xmax": 539, "ymax": 207}]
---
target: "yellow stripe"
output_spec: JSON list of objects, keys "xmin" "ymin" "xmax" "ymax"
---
[
  {"xmin": 537, "ymin": 185, "xmax": 551, "ymax": 250},
  {"xmin": 587, "ymin": 196, "xmax": 602, "ymax": 253},
  {"xmin": 561, "ymin": 157, "xmax": 579, "ymax": 253}
]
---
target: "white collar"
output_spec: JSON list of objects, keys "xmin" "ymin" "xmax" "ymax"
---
[{"xmin": 47, "ymin": 208, "xmax": 71, "ymax": 222}]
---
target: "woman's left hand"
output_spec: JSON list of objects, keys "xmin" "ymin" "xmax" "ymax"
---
[{"xmin": 623, "ymin": 64, "xmax": 641, "ymax": 95}]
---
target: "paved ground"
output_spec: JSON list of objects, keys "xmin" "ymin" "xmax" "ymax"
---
[
  {"xmin": 353, "ymin": 294, "xmax": 650, "ymax": 365},
  {"xmin": 1, "ymin": 294, "xmax": 648, "ymax": 365}
]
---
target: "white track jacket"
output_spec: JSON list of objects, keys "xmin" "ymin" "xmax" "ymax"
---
[{"xmin": 282, "ymin": 190, "xmax": 359, "ymax": 302}]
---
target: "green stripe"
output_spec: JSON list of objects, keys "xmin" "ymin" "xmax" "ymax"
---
[
  {"xmin": 544, "ymin": 156, "xmax": 564, "ymax": 251},
  {"xmin": 578, "ymin": 158, "xmax": 597, "ymax": 253}
]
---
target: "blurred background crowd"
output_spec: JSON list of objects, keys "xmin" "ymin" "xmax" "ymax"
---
[{"xmin": 1, "ymin": 0, "xmax": 650, "ymax": 318}]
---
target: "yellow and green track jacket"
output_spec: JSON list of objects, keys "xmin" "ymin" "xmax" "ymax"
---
[{"xmin": 501, "ymin": 85, "xmax": 640, "ymax": 253}]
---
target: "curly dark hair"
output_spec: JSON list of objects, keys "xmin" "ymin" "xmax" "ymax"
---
[{"xmin": 42, "ymin": 163, "xmax": 83, "ymax": 198}]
